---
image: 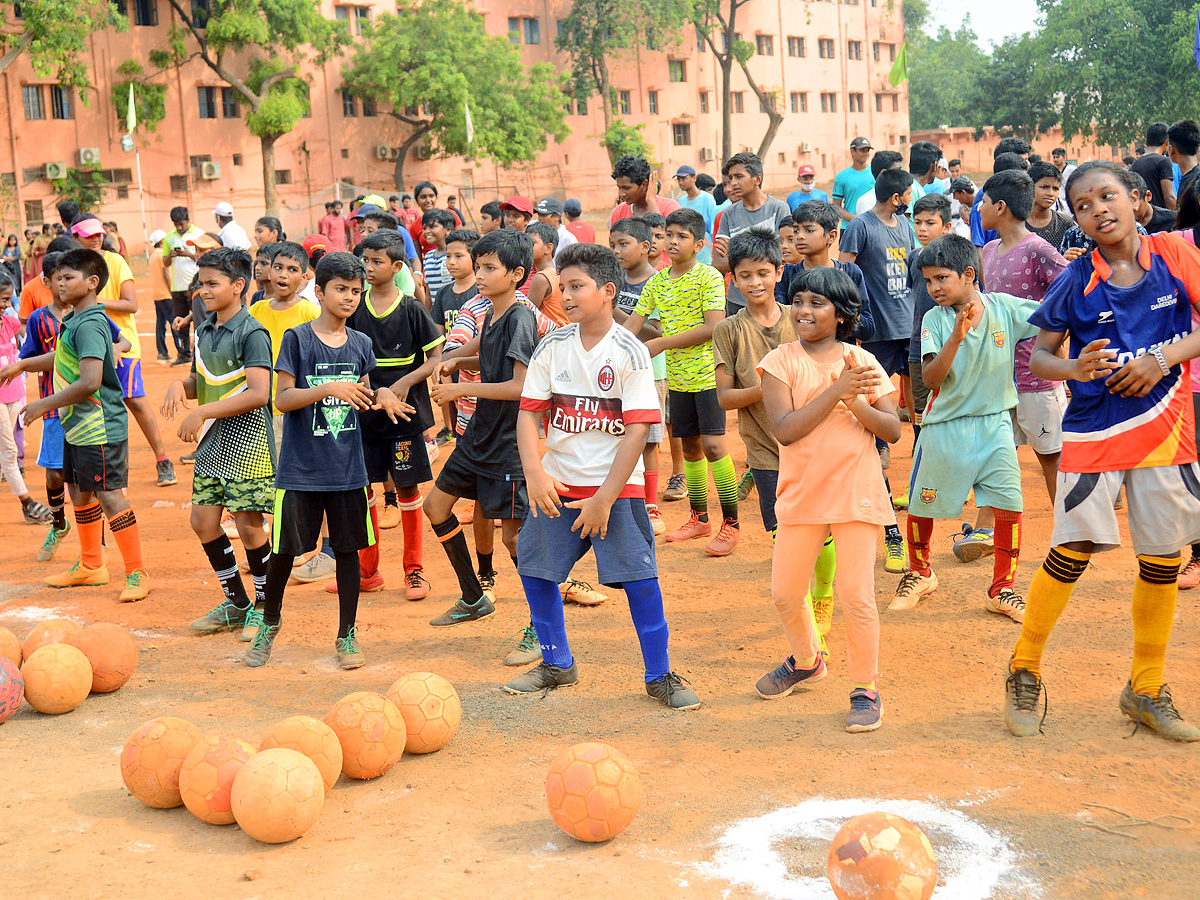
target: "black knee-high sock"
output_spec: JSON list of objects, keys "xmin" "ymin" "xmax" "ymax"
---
[
  {"xmin": 262, "ymin": 552, "xmax": 294, "ymax": 625},
  {"xmin": 201, "ymin": 535, "xmax": 251, "ymax": 608},
  {"xmin": 432, "ymin": 515, "xmax": 483, "ymax": 604},
  {"xmin": 47, "ymin": 483, "xmax": 65, "ymax": 530},
  {"xmin": 477, "ymin": 550, "xmax": 493, "ymax": 576},
  {"xmin": 245, "ymin": 540, "xmax": 271, "ymax": 606},
  {"xmin": 335, "ymin": 551, "xmax": 360, "ymax": 638}
]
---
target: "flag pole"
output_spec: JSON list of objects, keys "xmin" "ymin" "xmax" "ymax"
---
[{"xmin": 126, "ymin": 83, "xmax": 151, "ymax": 262}]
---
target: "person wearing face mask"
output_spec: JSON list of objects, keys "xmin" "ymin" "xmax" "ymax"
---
[{"xmin": 786, "ymin": 164, "xmax": 829, "ymax": 213}]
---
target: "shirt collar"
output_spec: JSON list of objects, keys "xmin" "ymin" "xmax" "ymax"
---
[
  {"xmin": 204, "ymin": 307, "xmax": 248, "ymax": 333},
  {"xmin": 1088, "ymin": 235, "xmax": 1152, "ymax": 283}
]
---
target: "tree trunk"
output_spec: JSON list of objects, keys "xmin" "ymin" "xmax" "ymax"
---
[
  {"xmin": 261, "ymin": 133, "xmax": 279, "ymax": 217},
  {"xmin": 720, "ymin": 54, "xmax": 733, "ymax": 165},
  {"xmin": 597, "ymin": 59, "xmax": 616, "ymax": 163},
  {"xmin": 391, "ymin": 121, "xmax": 432, "ymax": 193},
  {"xmin": 756, "ymin": 110, "xmax": 784, "ymax": 160}
]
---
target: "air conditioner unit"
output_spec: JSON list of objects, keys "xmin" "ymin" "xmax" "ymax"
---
[
  {"xmin": 799, "ymin": 141, "xmax": 812, "ymax": 153},
  {"xmin": 44, "ymin": 162, "xmax": 67, "ymax": 180},
  {"xmin": 375, "ymin": 144, "xmax": 392, "ymax": 160},
  {"xmin": 414, "ymin": 145, "xmax": 432, "ymax": 160},
  {"xmin": 699, "ymin": 147, "xmax": 715, "ymax": 162},
  {"xmin": 199, "ymin": 161, "xmax": 221, "ymax": 180},
  {"xmin": 78, "ymin": 147, "xmax": 101, "ymax": 166}
]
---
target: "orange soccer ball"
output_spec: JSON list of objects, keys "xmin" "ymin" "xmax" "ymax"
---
[
  {"xmin": 120, "ymin": 717, "xmax": 206, "ymax": 808},
  {"xmin": 231, "ymin": 747, "xmax": 325, "ymax": 843},
  {"xmin": 0, "ymin": 626, "xmax": 22, "ymax": 667},
  {"xmin": 385, "ymin": 672, "xmax": 462, "ymax": 754},
  {"xmin": 23, "ymin": 617, "xmax": 82, "ymax": 659},
  {"xmin": 259, "ymin": 716, "xmax": 343, "ymax": 793},
  {"xmin": 828, "ymin": 812, "xmax": 939, "ymax": 900},
  {"xmin": 67, "ymin": 622, "xmax": 138, "ymax": 693},
  {"xmin": 545, "ymin": 742, "xmax": 641, "ymax": 842},
  {"xmin": 179, "ymin": 735, "xmax": 258, "ymax": 825},
  {"xmin": 20, "ymin": 643, "xmax": 92, "ymax": 714},
  {"xmin": 323, "ymin": 692, "xmax": 406, "ymax": 780}
]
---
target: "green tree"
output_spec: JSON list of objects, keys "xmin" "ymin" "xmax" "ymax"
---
[
  {"xmin": 907, "ymin": 21, "xmax": 988, "ymax": 131},
  {"xmin": 151, "ymin": 0, "xmax": 345, "ymax": 215},
  {"xmin": 342, "ymin": 0, "xmax": 569, "ymax": 191},
  {"xmin": 0, "ymin": 0, "xmax": 125, "ymax": 88},
  {"xmin": 975, "ymin": 34, "xmax": 1058, "ymax": 141},
  {"xmin": 111, "ymin": 60, "xmax": 168, "ymax": 137},
  {"xmin": 601, "ymin": 121, "xmax": 654, "ymax": 162},
  {"xmin": 556, "ymin": 0, "xmax": 694, "ymax": 162},
  {"xmin": 52, "ymin": 164, "xmax": 108, "ymax": 209}
]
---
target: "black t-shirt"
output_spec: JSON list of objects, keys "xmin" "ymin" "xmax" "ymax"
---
[
  {"xmin": 1131, "ymin": 153, "xmax": 1174, "ymax": 207},
  {"xmin": 1145, "ymin": 205, "xmax": 1177, "ymax": 234},
  {"xmin": 1028, "ymin": 210, "xmax": 1074, "ymax": 253},
  {"xmin": 348, "ymin": 294, "xmax": 443, "ymax": 439},
  {"xmin": 457, "ymin": 302, "xmax": 538, "ymax": 476},
  {"xmin": 1181, "ymin": 166, "xmax": 1199, "ymax": 201},
  {"xmin": 432, "ymin": 282, "xmax": 479, "ymax": 333}
]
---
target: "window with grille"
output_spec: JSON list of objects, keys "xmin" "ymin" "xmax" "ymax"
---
[
  {"xmin": 788, "ymin": 36, "xmax": 805, "ymax": 57},
  {"xmin": 756, "ymin": 34, "xmax": 773, "ymax": 56},
  {"xmin": 818, "ymin": 38, "xmax": 834, "ymax": 58},
  {"xmin": 672, "ymin": 123, "xmax": 691, "ymax": 146},
  {"xmin": 197, "ymin": 86, "xmax": 217, "ymax": 119},
  {"xmin": 22, "ymin": 85, "xmax": 44, "ymax": 120}
]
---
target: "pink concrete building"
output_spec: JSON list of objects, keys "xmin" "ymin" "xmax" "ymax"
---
[
  {"xmin": 0, "ymin": 0, "xmax": 909, "ymax": 252},
  {"xmin": 911, "ymin": 126, "xmax": 1133, "ymax": 179}
]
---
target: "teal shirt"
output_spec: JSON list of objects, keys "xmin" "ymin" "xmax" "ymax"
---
[
  {"xmin": 919, "ymin": 292, "xmax": 1040, "ymax": 424},
  {"xmin": 833, "ymin": 166, "xmax": 876, "ymax": 214}
]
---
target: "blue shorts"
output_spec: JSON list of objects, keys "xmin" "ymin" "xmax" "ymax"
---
[
  {"xmin": 908, "ymin": 413, "xmax": 1022, "ymax": 519},
  {"xmin": 116, "ymin": 357, "xmax": 144, "ymax": 399},
  {"xmin": 37, "ymin": 415, "xmax": 64, "ymax": 470},
  {"xmin": 517, "ymin": 497, "xmax": 658, "ymax": 588}
]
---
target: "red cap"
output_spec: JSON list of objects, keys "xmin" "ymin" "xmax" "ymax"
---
[
  {"xmin": 302, "ymin": 234, "xmax": 329, "ymax": 256},
  {"xmin": 797, "ymin": 164, "xmax": 816, "ymax": 177},
  {"xmin": 500, "ymin": 195, "xmax": 535, "ymax": 216}
]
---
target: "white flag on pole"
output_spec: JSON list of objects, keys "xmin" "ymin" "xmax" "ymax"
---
[{"xmin": 464, "ymin": 100, "xmax": 474, "ymax": 146}]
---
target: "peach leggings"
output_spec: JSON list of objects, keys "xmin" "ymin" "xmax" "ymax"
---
[{"xmin": 772, "ymin": 521, "xmax": 881, "ymax": 685}]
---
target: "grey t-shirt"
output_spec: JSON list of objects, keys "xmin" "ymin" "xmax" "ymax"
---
[
  {"xmin": 716, "ymin": 196, "xmax": 792, "ymax": 309},
  {"xmin": 839, "ymin": 210, "xmax": 918, "ymax": 342}
]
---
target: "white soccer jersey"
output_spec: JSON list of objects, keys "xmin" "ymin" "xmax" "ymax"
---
[{"xmin": 520, "ymin": 321, "xmax": 661, "ymax": 497}]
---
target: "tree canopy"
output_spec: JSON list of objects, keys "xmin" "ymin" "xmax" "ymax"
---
[{"xmin": 0, "ymin": 0, "xmax": 125, "ymax": 88}]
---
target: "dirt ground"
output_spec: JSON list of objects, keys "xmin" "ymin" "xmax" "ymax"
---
[{"xmin": 1, "ymin": 293, "xmax": 1198, "ymax": 900}]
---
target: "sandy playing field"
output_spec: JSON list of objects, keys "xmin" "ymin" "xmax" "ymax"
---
[{"xmin": 1, "ymin": 299, "xmax": 1198, "ymax": 900}]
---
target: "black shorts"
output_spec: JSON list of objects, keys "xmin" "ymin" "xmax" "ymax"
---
[
  {"xmin": 861, "ymin": 338, "xmax": 910, "ymax": 377},
  {"xmin": 669, "ymin": 388, "xmax": 726, "ymax": 437},
  {"xmin": 435, "ymin": 447, "xmax": 528, "ymax": 521},
  {"xmin": 170, "ymin": 290, "xmax": 191, "ymax": 321},
  {"xmin": 363, "ymin": 434, "xmax": 432, "ymax": 487},
  {"xmin": 62, "ymin": 440, "xmax": 128, "ymax": 491},
  {"xmin": 271, "ymin": 487, "xmax": 372, "ymax": 557}
]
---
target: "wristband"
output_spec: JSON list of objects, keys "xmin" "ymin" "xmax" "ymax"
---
[{"xmin": 1152, "ymin": 346, "xmax": 1170, "ymax": 376}]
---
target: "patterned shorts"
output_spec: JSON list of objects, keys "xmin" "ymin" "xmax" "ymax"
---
[{"xmin": 192, "ymin": 474, "xmax": 275, "ymax": 513}]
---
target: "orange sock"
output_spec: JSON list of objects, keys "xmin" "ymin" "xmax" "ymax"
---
[
  {"xmin": 75, "ymin": 501, "xmax": 104, "ymax": 569},
  {"xmin": 108, "ymin": 509, "xmax": 144, "ymax": 575}
]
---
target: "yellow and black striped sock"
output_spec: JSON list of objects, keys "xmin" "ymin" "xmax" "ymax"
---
[
  {"xmin": 1131, "ymin": 554, "xmax": 1180, "ymax": 696},
  {"xmin": 1011, "ymin": 546, "xmax": 1089, "ymax": 676}
]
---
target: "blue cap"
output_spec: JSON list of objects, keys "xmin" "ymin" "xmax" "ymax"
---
[{"xmin": 674, "ymin": 165, "xmax": 697, "ymax": 178}]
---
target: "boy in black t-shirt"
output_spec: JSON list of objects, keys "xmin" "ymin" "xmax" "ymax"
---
[
  {"xmin": 246, "ymin": 252, "xmax": 409, "ymax": 670},
  {"xmin": 430, "ymin": 229, "xmax": 480, "ymax": 445},
  {"xmin": 351, "ymin": 230, "xmax": 444, "ymax": 601},
  {"xmin": 425, "ymin": 230, "xmax": 539, "ymax": 626}
]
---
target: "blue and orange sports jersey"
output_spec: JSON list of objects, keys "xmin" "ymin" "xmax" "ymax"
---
[{"xmin": 1030, "ymin": 232, "xmax": 1200, "ymax": 473}]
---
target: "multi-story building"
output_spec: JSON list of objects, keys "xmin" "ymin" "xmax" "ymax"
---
[{"xmin": 0, "ymin": 0, "xmax": 909, "ymax": 251}]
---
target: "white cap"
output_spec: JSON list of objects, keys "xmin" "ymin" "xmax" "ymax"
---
[
  {"xmin": 148, "ymin": 229, "xmax": 166, "ymax": 244},
  {"xmin": 213, "ymin": 201, "xmax": 234, "ymax": 217}
]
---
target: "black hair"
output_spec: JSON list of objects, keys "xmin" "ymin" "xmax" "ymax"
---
[
  {"xmin": 983, "ymin": 170, "xmax": 1035, "ymax": 221},
  {"xmin": 196, "ymin": 247, "xmax": 253, "ymax": 298},
  {"xmin": 256, "ymin": 216, "xmax": 285, "ymax": 240},
  {"xmin": 445, "ymin": 229, "xmax": 480, "ymax": 253},
  {"xmin": 1122, "ymin": 156, "xmax": 1137, "ymax": 167},
  {"xmin": 909, "ymin": 140, "xmax": 942, "ymax": 178},
  {"xmin": 994, "ymin": 137, "xmax": 1031, "ymax": 159},
  {"xmin": 993, "ymin": 152, "xmax": 1029, "ymax": 174},
  {"xmin": 314, "ymin": 251, "xmax": 366, "ymax": 290},
  {"xmin": 57, "ymin": 200, "xmax": 80, "ymax": 225},
  {"xmin": 948, "ymin": 158, "xmax": 962, "ymax": 167},
  {"xmin": 255, "ymin": 242, "xmax": 280, "ymax": 261},
  {"xmin": 421, "ymin": 208, "xmax": 457, "ymax": 230},
  {"xmin": 42, "ymin": 250, "xmax": 63, "ymax": 277},
  {"xmin": 413, "ymin": 181, "xmax": 438, "ymax": 199},
  {"xmin": 57, "ymin": 248, "xmax": 109, "ymax": 291},
  {"xmin": 611, "ymin": 155, "xmax": 652, "ymax": 185},
  {"xmin": 363, "ymin": 210, "xmax": 399, "ymax": 231},
  {"xmin": 786, "ymin": 266, "xmax": 861, "ymax": 340},
  {"xmin": 665, "ymin": 208, "xmax": 706, "ymax": 241},
  {"xmin": 870, "ymin": 150, "xmax": 904, "ymax": 178},
  {"xmin": 400, "ymin": 193, "xmax": 411, "ymax": 202},
  {"xmin": 1128, "ymin": 172, "xmax": 1149, "ymax": 195},
  {"xmin": 324, "ymin": 201, "xmax": 333, "ymax": 210},
  {"xmin": 1146, "ymin": 121, "xmax": 1169, "ymax": 147},
  {"xmin": 308, "ymin": 246, "xmax": 326, "ymax": 268},
  {"xmin": 912, "ymin": 192, "xmax": 952, "ymax": 225},
  {"xmin": 1169, "ymin": 120, "xmax": 1200, "ymax": 157},
  {"xmin": 1064, "ymin": 160, "xmax": 1138, "ymax": 215},
  {"xmin": 917, "ymin": 234, "xmax": 980, "ymax": 277},
  {"xmin": 71, "ymin": 212, "xmax": 98, "ymax": 227},
  {"xmin": 388, "ymin": 194, "xmax": 400, "ymax": 202},
  {"xmin": 727, "ymin": 230, "xmax": 783, "ymax": 272},
  {"xmin": 642, "ymin": 212, "xmax": 667, "ymax": 229},
  {"xmin": 362, "ymin": 228, "xmax": 408, "ymax": 263},
  {"xmin": 472, "ymin": 228, "xmax": 533, "ymax": 281},
  {"xmin": 1027, "ymin": 161, "xmax": 1061, "ymax": 185},
  {"xmin": 524, "ymin": 220, "xmax": 559, "ymax": 252},
  {"xmin": 270, "ymin": 241, "xmax": 309, "ymax": 271},
  {"xmin": 609, "ymin": 217, "xmax": 653, "ymax": 244},
  {"xmin": 169, "ymin": 205, "xmax": 189, "ymax": 223},
  {"xmin": 1028, "ymin": 153, "xmax": 1042, "ymax": 165},
  {"xmin": 792, "ymin": 199, "xmax": 841, "ymax": 234},
  {"xmin": 713, "ymin": 184, "xmax": 727, "ymax": 205},
  {"xmin": 778, "ymin": 215, "xmax": 794, "ymax": 229},
  {"xmin": 722, "ymin": 151, "xmax": 763, "ymax": 180},
  {"xmin": 480, "ymin": 200, "xmax": 503, "ymax": 220},
  {"xmin": 1136, "ymin": 145, "xmax": 1147, "ymax": 155},
  {"xmin": 1051, "ymin": 148, "xmax": 1066, "ymax": 158},
  {"xmin": 1174, "ymin": 177, "xmax": 1200, "ymax": 231},
  {"xmin": 695, "ymin": 173, "xmax": 716, "ymax": 191},
  {"xmin": 0, "ymin": 269, "xmax": 13, "ymax": 292},
  {"xmin": 555, "ymin": 242, "xmax": 622, "ymax": 291},
  {"xmin": 46, "ymin": 235, "xmax": 78, "ymax": 254},
  {"xmin": 873, "ymin": 168, "xmax": 914, "ymax": 202}
]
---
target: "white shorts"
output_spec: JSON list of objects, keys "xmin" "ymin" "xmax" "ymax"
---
[
  {"xmin": 1051, "ymin": 464, "xmax": 1200, "ymax": 556},
  {"xmin": 1011, "ymin": 386, "xmax": 1066, "ymax": 455},
  {"xmin": 649, "ymin": 379, "xmax": 667, "ymax": 444}
]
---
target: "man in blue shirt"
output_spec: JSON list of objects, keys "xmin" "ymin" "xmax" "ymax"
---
[
  {"xmin": 832, "ymin": 137, "xmax": 876, "ymax": 223},
  {"xmin": 674, "ymin": 165, "xmax": 718, "ymax": 264},
  {"xmin": 786, "ymin": 164, "xmax": 829, "ymax": 212}
]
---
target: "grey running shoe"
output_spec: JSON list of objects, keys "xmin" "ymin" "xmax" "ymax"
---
[
  {"xmin": 240, "ymin": 606, "xmax": 264, "ymax": 643},
  {"xmin": 291, "ymin": 551, "xmax": 335, "ymax": 583},
  {"xmin": 429, "ymin": 594, "xmax": 496, "ymax": 626},
  {"xmin": 503, "ymin": 660, "xmax": 579, "ymax": 694},
  {"xmin": 336, "ymin": 626, "xmax": 365, "ymax": 669},
  {"xmin": 1004, "ymin": 666, "xmax": 1046, "ymax": 737},
  {"xmin": 846, "ymin": 688, "xmax": 882, "ymax": 733},
  {"xmin": 190, "ymin": 597, "xmax": 252, "ymax": 634},
  {"xmin": 37, "ymin": 521, "xmax": 71, "ymax": 562},
  {"xmin": 1120, "ymin": 682, "xmax": 1200, "ymax": 742},
  {"xmin": 755, "ymin": 654, "xmax": 826, "ymax": 699},
  {"xmin": 646, "ymin": 672, "xmax": 701, "ymax": 709},
  {"xmin": 156, "ymin": 459, "xmax": 178, "ymax": 486}
]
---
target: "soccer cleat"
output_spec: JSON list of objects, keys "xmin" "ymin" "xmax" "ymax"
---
[
  {"xmin": 478, "ymin": 569, "xmax": 497, "ymax": 600},
  {"xmin": 156, "ymin": 459, "xmax": 178, "ymax": 487},
  {"xmin": 504, "ymin": 625, "xmax": 542, "ymax": 666},
  {"xmin": 666, "ymin": 510, "xmax": 712, "ymax": 543},
  {"xmin": 190, "ymin": 597, "xmax": 252, "ymax": 634},
  {"xmin": 647, "ymin": 505, "xmax": 666, "ymax": 536},
  {"xmin": 755, "ymin": 654, "xmax": 827, "ymax": 699},
  {"xmin": 323, "ymin": 570, "xmax": 385, "ymax": 594},
  {"xmin": 646, "ymin": 672, "xmax": 701, "ymax": 710},
  {"xmin": 737, "ymin": 471, "xmax": 756, "ymax": 502},
  {"xmin": 378, "ymin": 503, "xmax": 401, "ymax": 530},
  {"xmin": 119, "ymin": 569, "xmax": 150, "ymax": 602},
  {"xmin": 1004, "ymin": 666, "xmax": 1046, "ymax": 737},
  {"xmin": 45, "ymin": 558, "xmax": 109, "ymax": 588},
  {"xmin": 435, "ymin": 427, "xmax": 454, "ymax": 446},
  {"xmin": 1179, "ymin": 557, "xmax": 1200, "ymax": 590},
  {"xmin": 884, "ymin": 535, "xmax": 907, "ymax": 574},
  {"xmin": 171, "ymin": 354, "xmax": 192, "ymax": 367},
  {"xmin": 811, "ymin": 592, "xmax": 835, "ymax": 637},
  {"xmin": 1120, "ymin": 682, "xmax": 1200, "ymax": 742},
  {"xmin": 404, "ymin": 570, "xmax": 431, "ymax": 600},
  {"xmin": 503, "ymin": 660, "xmax": 579, "ymax": 694},
  {"xmin": 36, "ymin": 521, "xmax": 71, "ymax": 562},
  {"xmin": 23, "ymin": 500, "xmax": 53, "ymax": 525},
  {"xmin": 952, "ymin": 524, "xmax": 995, "ymax": 562},
  {"xmin": 426, "ymin": 438, "xmax": 439, "ymax": 464},
  {"xmin": 889, "ymin": 570, "xmax": 938, "ymax": 610},
  {"xmin": 560, "ymin": 579, "xmax": 607, "ymax": 606},
  {"xmin": 291, "ymin": 551, "xmax": 335, "ymax": 583},
  {"xmin": 429, "ymin": 594, "xmax": 496, "ymax": 626},
  {"xmin": 336, "ymin": 627, "xmax": 366, "ymax": 669},
  {"xmin": 661, "ymin": 473, "xmax": 687, "ymax": 502},
  {"xmin": 245, "ymin": 621, "xmax": 280, "ymax": 667},
  {"xmin": 846, "ymin": 688, "xmax": 883, "ymax": 733},
  {"xmin": 240, "ymin": 606, "xmax": 264, "ymax": 643},
  {"xmin": 891, "ymin": 490, "xmax": 909, "ymax": 510},
  {"xmin": 704, "ymin": 518, "xmax": 741, "ymax": 557},
  {"xmin": 985, "ymin": 588, "xmax": 1026, "ymax": 623}
]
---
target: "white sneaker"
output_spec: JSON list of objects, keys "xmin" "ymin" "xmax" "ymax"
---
[
  {"xmin": 985, "ymin": 588, "xmax": 1026, "ymax": 623},
  {"xmin": 888, "ymin": 570, "xmax": 938, "ymax": 610},
  {"xmin": 290, "ymin": 551, "xmax": 335, "ymax": 584}
]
